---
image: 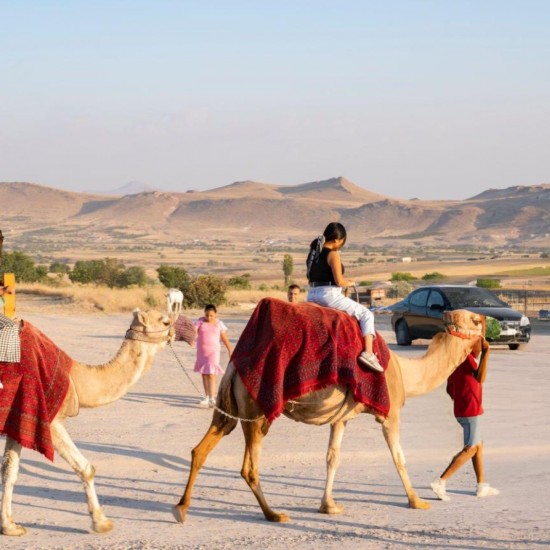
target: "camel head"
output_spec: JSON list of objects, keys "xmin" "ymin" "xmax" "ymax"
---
[
  {"xmin": 444, "ymin": 309, "xmax": 490, "ymax": 382},
  {"xmin": 443, "ymin": 309, "xmax": 485, "ymax": 340},
  {"xmin": 125, "ymin": 309, "xmax": 175, "ymax": 344}
]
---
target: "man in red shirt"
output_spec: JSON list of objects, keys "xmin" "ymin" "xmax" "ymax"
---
[{"xmin": 430, "ymin": 349, "xmax": 499, "ymax": 501}]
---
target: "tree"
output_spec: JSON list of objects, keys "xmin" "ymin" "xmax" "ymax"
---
[
  {"xmin": 69, "ymin": 260, "xmax": 105, "ymax": 284},
  {"xmin": 185, "ymin": 275, "xmax": 227, "ymax": 308},
  {"xmin": 282, "ymin": 254, "xmax": 294, "ymax": 286},
  {"xmin": 157, "ymin": 264, "xmax": 191, "ymax": 289},
  {"xmin": 0, "ymin": 250, "xmax": 45, "ymax": 282},
  {"xmin": 228, "ymin": 274, "xmax": 252, "ymax": 289}
]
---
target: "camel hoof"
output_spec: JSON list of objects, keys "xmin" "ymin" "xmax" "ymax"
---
[
  {"xmin": 93, "ymin": 518, "xmax": 114, "ymax": 533},
  {"xmin": 267, "ymin": 512, "xmax": 289, "ymax": 523},
  {"xmin": 2, "ymin": 522, "xmax": 27, "ymax": 536},
  {"xmin": 409, "ymin": 498, "xmax": 431, "ymax": 510},
  {"xmin": 172, "ymin": 504, "xmax": 187, "ymax": 524},
  {"xmin": 319, "ymin": 502, "xmax": 345, "ymax": 515}
]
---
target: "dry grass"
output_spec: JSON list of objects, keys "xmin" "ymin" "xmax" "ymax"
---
[{"xmin": 15, "ymin": 283, "xmax": 168, "ymax": 314}]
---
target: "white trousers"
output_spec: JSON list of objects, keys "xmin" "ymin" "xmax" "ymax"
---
[{"xmin": 307, "ymin": 286, "xmax": 375, "ymax": 336}]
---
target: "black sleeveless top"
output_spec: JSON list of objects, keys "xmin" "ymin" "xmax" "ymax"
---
[{"xmin": 307, "ymin": 248, "xmax": 344, "ymax": 285}]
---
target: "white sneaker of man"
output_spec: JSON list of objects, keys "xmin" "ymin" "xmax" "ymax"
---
[
  {"xmin": 477, "ymin": 483, "xmax": 500, "ymax": 497},
  {"xmin": 430, "ymin": 478, "xmax": 450, "ymax": 501}
]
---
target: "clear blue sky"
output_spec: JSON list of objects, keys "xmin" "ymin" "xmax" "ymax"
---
[{"xmin": 1, "ymin": 1, "xmax": 549, "ymax": 199}]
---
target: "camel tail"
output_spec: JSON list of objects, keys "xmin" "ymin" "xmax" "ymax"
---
[{"xmin": 212, "ymin": 362, "xmax": 239, "ymax": 434}]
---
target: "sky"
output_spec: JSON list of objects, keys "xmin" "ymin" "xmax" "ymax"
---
[{"xmin": 1, "ymin": 1, "xmax": 550, "ymax": 200}]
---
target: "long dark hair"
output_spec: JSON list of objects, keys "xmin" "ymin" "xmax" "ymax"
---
[
  {"xmin": 307, "ymin": 222, "xmax": 347, "ymax": 279},
  {"xmin": 309, "ymin": 222, "xmax": 347, "ymax": 250}
]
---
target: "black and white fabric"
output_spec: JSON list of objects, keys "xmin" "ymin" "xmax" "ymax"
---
[
  {"xmin": 0, "ymin": 313, "xmax": 21, "ymax": 363},
  {"xmin": 306, "ymin": 234, "xmax": 325, "ymax": 280}
]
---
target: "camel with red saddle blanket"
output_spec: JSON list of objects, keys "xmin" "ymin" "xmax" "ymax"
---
[
  {"xmin": 173, "ymin": 299, "xmax": 488, "ymax": 523},
  {"xmin": 1, "ymin": 309, "xmax": 175, "ymax": 537}
]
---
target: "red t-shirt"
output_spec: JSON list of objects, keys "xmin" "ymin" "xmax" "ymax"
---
[{"xmin": 446, "ymin": 354, "xmax": 483, "ymax": 418}]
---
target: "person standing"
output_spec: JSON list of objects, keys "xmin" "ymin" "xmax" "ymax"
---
[
  {"xmin": 306, "ymin": 222, "xmax": 383, "ymax": 372},
  {"xmin": 430, "ymin": 348, "xmax": 499, "ymax": 501},
  {"xmin": 194, "ymin": 304, "xmax": 232, "ymax": 408}
]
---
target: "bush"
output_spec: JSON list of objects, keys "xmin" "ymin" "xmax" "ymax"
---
[
  {"xmin": 477, "ymin": 278, "xmax": 501, "ymax": 289},
  {"xmin": 228, "ymin": 274, "xmax": 252, "ymax": 289},
  {"xmin": 50, "ymin": 261, "xmax": 70, "ymax": 274},
  {"xmin": 0, "ymin": 250, "xmax": 47, "ymax": 282},
  {"xmin": 157, "ymin": 264, "xmax": 191, "ymax": 289},
  {"xmin": 391, "ymin": 272, "xmax": 417, "ymax": 282},
  {"xmin": 422, "ymin": 272, "xmax": 447, "ymax": 281},
  {"xmin": 185, "ymin": 275, "xmax": 227, "ymax": 308},
  {"xmin": 69, "ymin": 258, "xmax": 148, "ymax": 288}
]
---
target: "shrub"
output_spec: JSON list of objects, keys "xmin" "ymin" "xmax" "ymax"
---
[
  {"xmin": 422, "ymin": 272, "xmax": 447, "ymax": 281},
  {"xmin": 391, "ymin": 272, "xmax": 417, "ymax": 282},
  {"xmin": 157, "ymin": 264, "xmax": 191, "ymax": 289},
  {"xmin": 477, "ymin": 278, "xmax": 501, "ymax": 289},
  {"xmin": 185, "ymin": 274, "xmax": 227, "ymax": 308},
  {"xmin": 0, "ymin": 250, "xmax": 47, "ymax": 282},
  {"xmin": 228, "ymin": 274, "xmax": 252, "ymax": 289}
]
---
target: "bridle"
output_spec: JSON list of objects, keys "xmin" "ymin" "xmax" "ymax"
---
[
  {"xmin": 444, "ymin": 323, "xmax": 483, "ymax": 340},
  {"xmin": 125, "ymin": 322, "xmax": 175, "ymax": 343}
]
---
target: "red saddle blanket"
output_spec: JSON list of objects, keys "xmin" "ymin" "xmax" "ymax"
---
[
  {"xmin": 0, "ymin": 321, "xmax": 73, "ymax": 461},
  {"xmin": 231, "ymin": 298, "xmax": 390, "ymax": 422}
]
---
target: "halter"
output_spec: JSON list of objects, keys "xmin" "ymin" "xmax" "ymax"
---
[
  {"xmin": 445, "ymin": 323, "xmax": 482, "ymax": 340},
  {"xmin": 125, "ymin": 323, "xmax": 175, "ymax": 343}
]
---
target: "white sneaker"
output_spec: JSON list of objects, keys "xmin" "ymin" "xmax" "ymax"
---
[
  {"xmin": 477, "ymin": 483, "xmax": 500, "ymax": 497},
  {"xmin": 199, "ymin": 397, "xmax": 210, "ymax": 408},
  {"xmin": 358, "ymin": 351, "xmax": 384, "ymax": 372},
  {"xmin": 208, "ymin": 397, "xmax": 216, "ymax": 408},
  {"xmin": 430, "ymin": 478, "xmax": 450, "ymax": 501}
]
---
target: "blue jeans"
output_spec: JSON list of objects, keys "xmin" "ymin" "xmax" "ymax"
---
[{"xmin": 307, "ymin": 286, "xmax": 375, "ymax": 336}]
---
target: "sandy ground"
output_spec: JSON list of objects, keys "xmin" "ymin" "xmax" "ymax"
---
[{"xmin": 2, "ymin": 297, "xmax": 550, "ymax": 549}]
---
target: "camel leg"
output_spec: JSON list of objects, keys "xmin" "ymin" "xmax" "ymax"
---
[
  {"xmin": 381, "ymin": 414, "xmax": 430, "ymax": 510},
  {"xmin": 49, "ymin": 419, "xmax": 114, "ymax": 534},
  {"xmin": 1, "ymin": 438, "xmax": 26, "ymax": 536},
  {"xmin": 240, "ymin": 419, "xmax": 288, "ymax": 522},
  {"xmin": 319, "ymin": 421, "xmax": 346, "ymax": 514},
  {"xmin": 173, "ymin": 420, "xmax": 234, "ymax": 523}
]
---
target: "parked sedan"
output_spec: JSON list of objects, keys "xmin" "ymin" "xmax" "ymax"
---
[{"xmin": 391, "ymin": 285, "xmax": 531, "ymax": 350}]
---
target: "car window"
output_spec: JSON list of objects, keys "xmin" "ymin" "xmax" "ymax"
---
[
  {"xmin": 443, "ymin": 287, "xmax": 508, "ymax": 308},
  {"xmin": 409, "ymin": 289, "xmax": 429, "ymax": 307},
  {"xmin": 427, "ymin": 290, "xmax": 445, "ymax": 308}
]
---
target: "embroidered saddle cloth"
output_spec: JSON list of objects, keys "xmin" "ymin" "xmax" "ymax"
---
[{"xmin": 231, "ymin": 298, "xmax": 390, "ymax": 422}]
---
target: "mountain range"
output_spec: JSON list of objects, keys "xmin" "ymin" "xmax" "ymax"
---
[{"xmin": 1, "ymin": 178, "xmax": 549, "ymax": 250}]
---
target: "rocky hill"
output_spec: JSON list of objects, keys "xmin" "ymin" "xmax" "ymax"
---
[{"xmin": 1, "ymin": 178, "xmax": 549, "ymax": 252}]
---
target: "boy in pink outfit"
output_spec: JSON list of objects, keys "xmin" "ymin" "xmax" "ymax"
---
[{"xmin": 194, "ymin": 304, "xmax": 232, "ymax": 408}]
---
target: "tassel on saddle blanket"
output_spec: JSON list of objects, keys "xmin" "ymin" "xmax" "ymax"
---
[
  {"xmin": 0, "ymin": 321, "xmax": 72, "ymax": 461},
  {"xmin": 231, "ymin": 298, "xmax": 390, "ymax": 422}
]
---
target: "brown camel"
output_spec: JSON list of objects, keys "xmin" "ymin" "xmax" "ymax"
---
[
  {"xmin": 173, "ymin": 309, "xmax": 487, "ymax": 523},
  {"xmin": 1, "ymin": 309, "xmax": 174, "ymax": 537}
]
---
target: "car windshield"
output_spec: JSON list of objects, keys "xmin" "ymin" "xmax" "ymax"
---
[{"xmin": 443, "ymin": 287, "xmax": 508, "ymax": 308}]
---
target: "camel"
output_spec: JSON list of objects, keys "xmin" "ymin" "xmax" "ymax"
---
[
  {"xmin": 173, "ymin": 308, "xmax": 488, "ymax": 523},
  {"xmin": 1, "ymin": 309, "xmax": 175, "ymax": 537}
]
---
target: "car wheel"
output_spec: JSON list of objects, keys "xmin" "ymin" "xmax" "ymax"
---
[
  {"xmin": 508, "ymin": 343, "xmax": 521, "ymax": 350},
  {"xmin": 395, "ymin": 320, "xmax": 412, "ymax": 346}
]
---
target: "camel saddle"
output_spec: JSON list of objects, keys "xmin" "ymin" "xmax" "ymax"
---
[
  {"xmin": 231, "ymin": 298, "xmax": 390, "ymax": 422},
  {"xmin": 0, "ymin": 320, "xmax": 73, "ymax": 461}
]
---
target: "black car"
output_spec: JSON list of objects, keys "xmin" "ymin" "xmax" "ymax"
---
[{"xmin": 390, "ymin": 285, "xmax": 531, "ymax": 350}]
